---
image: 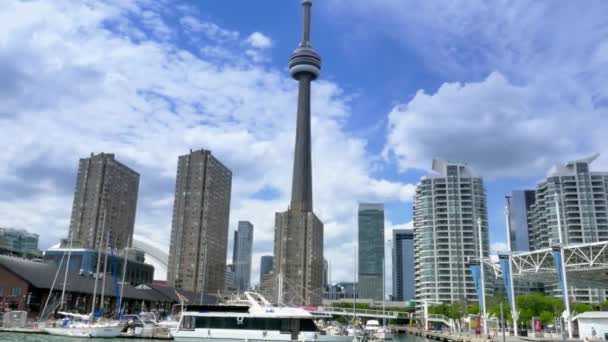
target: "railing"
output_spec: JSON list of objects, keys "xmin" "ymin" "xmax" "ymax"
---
[{"xmin": 314, "ymin": 307, "xmax": 400, "ymax": 318}]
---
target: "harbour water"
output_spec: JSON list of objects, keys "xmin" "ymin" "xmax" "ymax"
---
[{"xmin": 0, "ymin": 332, "xmax": 429, "ymax": 342}]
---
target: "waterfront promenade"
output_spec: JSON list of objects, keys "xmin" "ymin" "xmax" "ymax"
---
[{"xmin": 396, "ymin": 327, "xmax": 588, "ymax": 342}]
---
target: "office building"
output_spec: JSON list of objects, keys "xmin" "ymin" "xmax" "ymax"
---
[
  {"xmin": 358, "ymin": 203, "xmax": 384, "ymax": 300},
  {"xmin": 225, "ymin": 264, "xmax": 237, "ymax": 292},
  {"xmin": 273, "ymin": 0, "xmax": 324, "ymax": 305},
  {"xmin": 414, "ymin": 159, "xmax": 491, "ymax": 308},
  {"xmin": 233, "ymin": 221, "xmax": 253, "ymax": 291},
  {"xmin": 527, "ymin": 154, "xmax": 608, "ymax": 303},
  {"xmin": 392, "ymin": 228, "xmax": 415, "ymax": 301},
  {"xmin": 167, "ymin": 149, "xmax": 232, "ymax": 300},
  {"xmin": 506, "ymin": 190, "xmax": 536, "ymax": 252},
  {"xmin": 0, "ymin": 227, "xmax": 40, "ymax": 258},
  {"xmin": 259, "ymin": 255, "xmax": 273, "ymax": 286},
  {"xmin": 68, "ymin": 153, "xmax": 139, "ymax": 251}
]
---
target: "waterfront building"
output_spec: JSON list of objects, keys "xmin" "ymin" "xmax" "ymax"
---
[
  {"xmin": 358, "ymin": 203, "xmax": 384, "ymax": 300},
  {"xmin": 225, "ymin": 264, "xmax": 237, "ymax": 292},
  {"xmin": 392, "ymin": 228, "xmax": 415, "ymax": 301},
  {"xmin": 259, "ymin": 271, "xmax": 275, "ymax": 302},
  {"xmin": 0, "ymin": 255, "xmax": 196, "ymax": 313},
  {"xmin": 506, "ymin": 190, "xmax": 536, "ymax": 252},
  {"xmin": 233, "ymin": 221, "xmax": 253, "ymax": 291},
  {"xmin": 273, "ymin": 0, "xmax": 324, "ymax": 305},
  {"xmin": 527, "ymin": 154, "xmax": 608, "ymax": 303},
  {"xmin": 413, "ymin": 159, "xmax": 491, "ymax": 308},
  {"xmin": 259, "ymin": 255, "xmax": 273, "ymax": 286},
  {"xmin": 167, "ymin": 149, "xmax": 232, "ymax": 300},
  {"xmin": 44, "ymin": 247, "xmax": 154, "ymax": 285},
  {"xmin": 0, "ymin": 227, "xmax": 40, "ymax": 258},
  {"xmin": 68, "ymin": 153, "xmax": 139, "ymax": 251}
]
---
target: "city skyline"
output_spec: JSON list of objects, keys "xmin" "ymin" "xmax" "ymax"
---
[{"xmin": 1, "ymin": 0, "xmax": 608, "ymax": 289}]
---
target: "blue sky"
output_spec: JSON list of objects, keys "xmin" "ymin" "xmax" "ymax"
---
[{"xmin": 1, "ymin": 0, "xmax": 607, "ymax": 288}]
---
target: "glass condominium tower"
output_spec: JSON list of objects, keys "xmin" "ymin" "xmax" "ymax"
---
[
  {"xmin": 392, "ymin": 228, "xmax": 415, "ymax": 301},
  {"xmin": 358, "ymin": 203, "xmax": 385, "ymax": 301},
  {"xmin": 414, "ymin": 159, "xmax": 491, "ymax": 308},
  {"xmin": 527, "ymin": 154, "xmax": 608, "ymax": 303}
]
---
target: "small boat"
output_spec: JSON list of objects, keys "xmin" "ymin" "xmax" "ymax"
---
[
  {"xmin": 364, "ymin": 320, "xmax": 392, "ymax": 341},
  {"xmin": 172, "ymin": 292, "xmax": 353, "ymax": 341},
  {"xmin": 44, "ymin": 312, "xmax": 123, "ymax": 338}
]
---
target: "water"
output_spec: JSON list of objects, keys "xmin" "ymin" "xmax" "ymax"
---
[{"xmin": 0, "ymin": 332, "xmax": 430, "ymax": 342}]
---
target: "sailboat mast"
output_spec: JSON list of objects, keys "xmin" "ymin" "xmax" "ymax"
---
[
  {"xmin": 90, "ymin": 206, "xmax": 107, "ymax": 316},
  {"xmin": 118, "ymin": 236, "xmax": 130, "ymax": 316},
  {"xmin": 100, "ymin": 231, "xmax": 110, "ymax": 314},
  {"xmin": 60, "ymin": 230, "xmax": 75, "ymax": 309},
  {"xmin": 40, "ymin": 252, "xmax": 66, "ymax": 321}
]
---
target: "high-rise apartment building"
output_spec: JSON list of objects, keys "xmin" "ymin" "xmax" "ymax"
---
[
  {"xmin": 358, "ymin": 203, "xmax": 385, "ymax": 300},
  {"xmin": 233, "ymin": 221, "xmax": 253, "ymax": 291},
  {"xmin": 506, "ymin": 190, "xmax": 536, "ymax": 252},
  {"xmin": 68, "ymin": 153, "xmax": 139, "ymax": 251},
  {"xmin": 259, "ymin": 255, "xmax": 273, "ymax": 286},
  {"xmin": 414, "ymin": 159, "xmax": 491, "ymax": 307},
  {"xmin": 0, "ymin": 227, "xmax": 40, "ymax": 258},
  {"xmin": 167, "ymin": 149, "xmax": 232, "ymax": 300},
  {"xmin": 392, "ymin": 228, "xmax": 415, "ymax": 301},
  {"xmin": 273, "ymin": 0, "xmax": 324, "ymax": 305},
  {"xmin": 528, "ymin": 154, "xmax": 608, "ymax": 249},
  {"xmin": 527, "ymin": 154, "xmax": 608, "ymax": 303}
]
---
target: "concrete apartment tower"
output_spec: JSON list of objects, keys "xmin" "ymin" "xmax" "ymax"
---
[
  {"xmin": 392, "ymin": 228, "xmax": 415, "ymax": 301},
  {"xmin": 167, "ymin": 149, "xmax": 232, "ymax": 300},
  {"xmin": 414, "ymin": 159, "xmax": 491, "ymax": 308},
  {"xmin": 68, "ymin": 153, "xmax": 139, "ymax": 251},
  {"xmin": 233, "ymin": 221, "xmax": 254, "ymax": 292},
  {"xmin": 358, "ymin": 203, "xmax": 385, "ymax": 300},
  {"xmin": 273, "ymin": 0, "xmax": 324, "ymax": 305},
  {"xmin": 527, "ymin": 154, "xmax": 608, "ymax": 303}
]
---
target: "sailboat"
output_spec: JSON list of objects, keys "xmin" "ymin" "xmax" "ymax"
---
[{"xmin": 43, "ymin": 209, "xmax": 123, "ymax": 338}]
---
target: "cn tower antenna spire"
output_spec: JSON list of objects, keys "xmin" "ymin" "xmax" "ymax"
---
[{"xmin": 301, "ymin": 0, "xmax": 312, "ymax": 47}]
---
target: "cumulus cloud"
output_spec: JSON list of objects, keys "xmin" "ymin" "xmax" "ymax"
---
[
  {"xmin": 330, "ymin": 0, "xmax": 608, "ymax": 177},
  {"xmin": 0, "ymin": 0, "xmax": 413, "ymax": 284},
  {"xmin": 383, "ymin": 72, "xmax": 607, "ymax": 177},
  {"xmin": 246, "ymin": 32, "xmax": 273, "ymax": 49},
  {"xmin": 490, "ymin": 242, "xmax": 508, "ymax": 255}
]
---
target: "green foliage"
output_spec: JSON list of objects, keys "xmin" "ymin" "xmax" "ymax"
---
[
  {"xmin": 599, "ymin": 301, "xmax": 608, "ymax": 311},
  {"xmin": 573, "ymin": 303, "xmax": 593, "ymax": 315},
  {"xmin": 516, "ymin": 293, "xmax": 564, "ymax": 327},
  {"xmin": 467, "ymin": 304, "xmax": 480, "ymax": 315},
  {"xmin": 429, "ymin": 303, "xmax": 465, "ymax": 320}
]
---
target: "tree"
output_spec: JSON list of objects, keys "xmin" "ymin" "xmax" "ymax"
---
[
  {"xmin": 516, "ymin": 293, "xmax": 564, "ymax": 327},
  {"xmin": 572, "ymin": 303, "xmax": 593, "ymax": 315}
]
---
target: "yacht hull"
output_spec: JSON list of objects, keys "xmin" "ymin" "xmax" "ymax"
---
[{"xmin": 172, "ymin": 329, "xmax": 352, "ymax": 341}]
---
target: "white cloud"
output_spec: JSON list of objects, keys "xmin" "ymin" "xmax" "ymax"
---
[
  {"xmin": 383, "ymin": 72, "xmax": 608, "ymax": 178},
  {"xmin": 246, "ymin": 32, "xmax": 273, "ymax": 49},
  {"xmin": 329, "ymin": 0, "xmax": 608, "ymax": 177},
  {"xmin": 490, "ymin": 242, "xmax": 508, "ymax": 255},
  {"xmin": 0, "ymin": 0, "xmax": 413, "ymax": 284}
]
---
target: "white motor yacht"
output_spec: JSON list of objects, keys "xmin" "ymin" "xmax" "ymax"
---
[
  {"xmin": 364, "ymin": 320, "xmax": 393, "ymax": 341},
  {"xmin": 172, "ymin": 292, "xmax": 353, "ymax": 341}
]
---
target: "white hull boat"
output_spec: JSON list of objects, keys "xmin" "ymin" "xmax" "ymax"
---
[
  {"xmin": 172, "ymin": 292, "xmax": 352, "ymax": 342},
  {"xmin": 44, "ymin": 324, "xmax": 123, "ymax": 338}
]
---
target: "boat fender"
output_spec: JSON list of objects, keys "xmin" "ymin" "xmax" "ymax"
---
[
  {"xmin": 236, "ymin": 316, "xmax": 244, "ymax": 324},
  {"xmin": 263, "ymin": 331, "xmax": 268, "ymax": 337}
]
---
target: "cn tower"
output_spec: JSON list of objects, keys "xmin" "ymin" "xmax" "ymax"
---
[{"xmin": 273, "ymin": 0, "xmax": 324, "ymax": 306}]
